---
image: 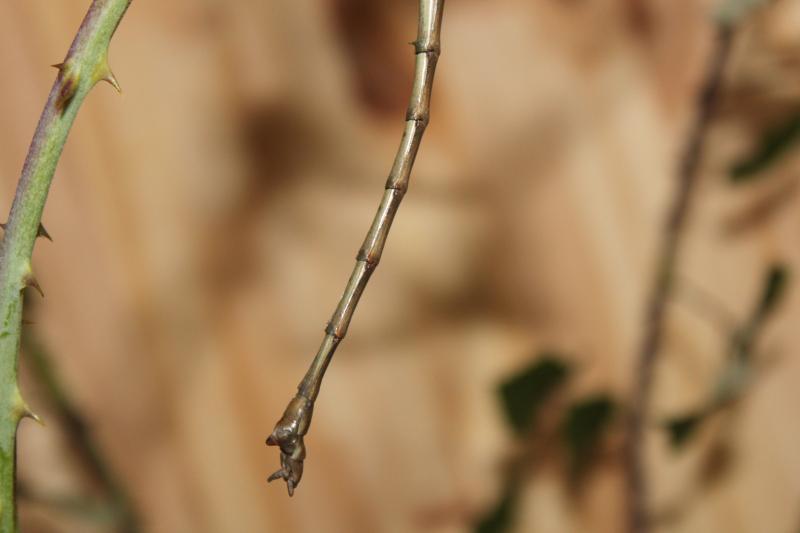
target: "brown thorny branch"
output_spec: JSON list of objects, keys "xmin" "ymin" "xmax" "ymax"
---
[
  {"xmin": 625, "ymin": 24, "xmax": 735, "ymax": 533},
  {"xmin": 266, "ymin": 0, "xmax": 445, "ymax": 496}
]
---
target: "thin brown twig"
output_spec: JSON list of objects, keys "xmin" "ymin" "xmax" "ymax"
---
[
  {"xmin": 265, "ymin": 0, "xmax": 445, "ymax": 496},
  {"xmin": 625, "ymin": 24, "xmax": 735, "ymax": 533}
]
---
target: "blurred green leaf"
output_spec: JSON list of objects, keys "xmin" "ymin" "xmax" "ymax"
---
[
  {"xmin": 561, "ymin": 395, "xmax": 616, "ymax": 474},
  {"xmin": 753, "ymin": 264, "xmax": 789, "ymax": 322},
  {"xmin": 665, "ymin": 412, "xmax": 705, "ymax": 449},
  {"xmin": 665, "ymin": 265, "xmax": 790, "ymax": 451},
  {"xmin": 716, "ymin": 0, "xmax": 769, "ymax": 26},
  {"xmin": 730, "ymin": 114, "xmax": 800, "ymax": 183},
  {"xmin": 498, "ymin": 355, "xmax": 570, "ymax": 436},
  {"xmin": 474, "ymin": 483, "xmax": 517, "ymax": 533},
  {"xmin": 17, "ymin": 484, "xmax": 121, "ymax": 526},
  {"xmin": 735, "ymin": 264, "xmax": 790, "ymax": 364},
  {"xmin": 712, "ymin": 354, "xmax": 750, "ymax": 406}
]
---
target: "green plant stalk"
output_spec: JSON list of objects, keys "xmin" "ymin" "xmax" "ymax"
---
[{"xmin": 0, "ymin": 1, "xmax": 131, "ymax": 530}]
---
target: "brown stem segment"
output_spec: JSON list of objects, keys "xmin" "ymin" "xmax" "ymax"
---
[
  {"xmin": 266, "ymin": 0, "xmax": 445, "ymax": 496},
  {"xmin": 625, "ymin": 25, "xmax": 734, "ymax": 533}
]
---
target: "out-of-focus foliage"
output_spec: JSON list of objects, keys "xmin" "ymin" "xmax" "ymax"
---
[
  {"xmin": 665, "ymin": 412, "xmax": 707, "ymax": 449},
  {"xmin": 562, "ymin": 395, "xmax": 616, "ymax": 477},
  {"xmin": 498, "ymin": 356, "xmax": 570, "ymax": 436},
  {"xmin": 665, "ymin": 264, "xmax": 790, "ymax": 449},
  {"xmin": 751, "ymin": 264, "xmax": 789, "ymax": 323},
  {"xmin": 474, "ymin": 481, "xmax": 517, "ymax": 533},
  {"xmin": 716, "ymin": 0, "xmax": 770, "ymax": 26},
  {"xmin": 480, "ymin": 354, "xmax": 618, "ymax": 532},
  {"xmin": 21, "ymin": 331, "xmax": 139, "ymax": 532},
  {"xmin": 730, "ymin": 114, "xmax": 800, "ymax": 182}
]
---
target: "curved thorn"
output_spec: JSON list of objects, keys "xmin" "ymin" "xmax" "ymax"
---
[
  {"xmin": 37, "ymin": 224, "xmax": 52, "ymax": 242},
  {"xmin": 25, "ymin": 411, "xmax": 44, "ymax": 427},
  {"xmin": 0, "ymin": 223, "xmax": 51, "ymax": 241},
  {"xmin": 24, "ymin": 275, "xmax": 44, "ymax": 298},
  {"xmin": 102, "ymin": 70, "xmax": 122, "ymax": 93}
]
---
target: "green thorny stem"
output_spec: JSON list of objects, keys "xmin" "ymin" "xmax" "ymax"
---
[
  {"xmin": 0, "ymin": 1, "xmax": 131, "ymax": 530},
  {"xmin": 625, "ymin": 2, "xmax": 765, "ymax": 532},
  {"xmin": 266, "ymin": 0, "xmax": 445, "ymax": 496}
]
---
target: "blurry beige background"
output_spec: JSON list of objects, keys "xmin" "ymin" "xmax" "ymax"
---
[{"xmin": 2, "ymin": 0, "xmax": 800, "ymax": 532}]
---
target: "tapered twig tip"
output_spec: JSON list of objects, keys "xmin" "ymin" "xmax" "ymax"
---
[{"xmin": 267, "ymin": 395, "xmax": 312, "ymax": 495}]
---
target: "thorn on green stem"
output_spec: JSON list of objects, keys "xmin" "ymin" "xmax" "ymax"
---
[
  {"xmin": 54, "ymin": 62, "xmax": 80, "ymax": 114},
  {"xmin": 23, "ymin": 268, "xmax": 44, "ymax": 299},
  {"xmin": 0, "ymin": 223, "xmax": 51, "ymax": 241},
  {"xmin": 0, "ymin": 1, "xmax": 133, "ymax": 528}
]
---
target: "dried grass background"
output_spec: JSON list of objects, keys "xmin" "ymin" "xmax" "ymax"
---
[{"xmin": 2, "ymin": 0, "xmax": 800, "ymax": 532}]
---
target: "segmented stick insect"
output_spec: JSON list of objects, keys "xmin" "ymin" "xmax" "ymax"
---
[{"xmin": 266, "ymin": 0, "xmax": 445, "ymax": 496}]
